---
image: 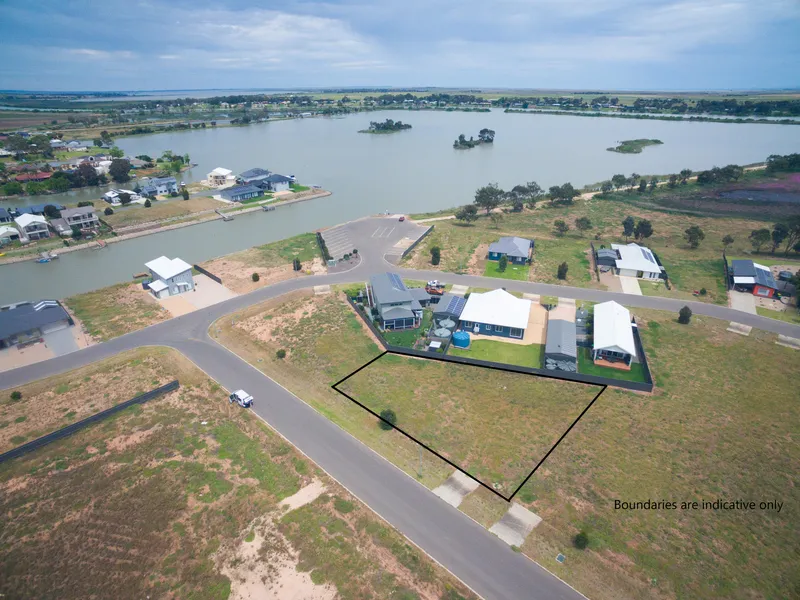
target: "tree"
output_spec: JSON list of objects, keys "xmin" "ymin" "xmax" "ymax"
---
[
  {"xmin": 183, "ymin": 153, "xmax": 190, "ymax": 165},
  {"xmin": 144, "ymin": 198, "xmax": 152, "ymax": 208},
  {"xmin": 276, "ymin": 349, "xmax": 286, "ymax": 359},
  {"xmin": 489, "ymin": 212, "xmax": 503, "ymax": 228},
  {"xmin": 100, "ymin": 130, "xmax": 113, "ymax": 145},
  {"xmin": 108, "ymin": 159, "xmax": 131, "ymax": 183},
  {"xmin": 771, "ymin": 223, "xmax": 788, "ymax": 254},
  {"xmin": 77, "ymin": 201, "xmax": 94, "ymax": 207},
  {"xmin": 77, "ymin": 162, "xmax": 99, "ymax": 187},
  {"xmin": 721, "ymin": 234, "xmax": 734, "ymax": 250},
  {"xmin": 649, "ymin": 176, "xmax": 658, "ymax": 191},
  {"xmin": 622, "ymin": 216, "xmax": 635, "ymax": 242},
  {"xmin": 455, "ymin": 204, "xmax": 478, "ymax": 224},
  {"xmin": 611, "ymin": 174, "xmax": 627, "ymax": 191},
  {"xmin": 684, "ymin": 225, "xmax": 705, "ymax": 249},
  {"xmin": 780, "ymin": 218, "xmax": 800, "ymax": 256},
  {"xmin": 549, "ymin": 183, "xmax": 577, "ymax": 205},
  {"xmin": 634, "ymin": 219, "xmax": 653, "ymax": 241},
  {"xmin": 523, "ymin": 181, "xmax": 543, "ymax": 207},
  {"xmin": 679, "ymin": 169, "xmax": 692, "ymax": 184},
  {"xmin": 637, "ymin": 178, "xmax": 647, "ymax": 193},
  {"xmin": 378, "ymin": 409, "xmax": 397, "ymax": 430},
  {"xmin": 10, "ymin": 391, "xmax": 22, "ymax": 401},
  {"xmin": 474, "ymin": 183, "xmax": 504, "ymax": 214},
  {"xmin": 104, "ymin": 206, "xmax": 114, "ymax": 216},
  {"xmin": 109, "ymin": 146, "xmax": 124, "ymax": 158},
  {"xmin": 678, "ymin": 306, "xmax": 692, "ymax": 324},
  {"xmin": 748, "ymin": 228, "xmax": 770, "ymax": 252},
  {"xmin": 292, "ymin": 258, "xmax": 302, "ymax": 271},
  {"xmin": 251, "ymin": 272, "xmax": 260, "ymax": 282},
  {"xmin": 573, "ymin": 532, "xmax": 589, "ymax": 550},
  {"xmin": 169, "ymin": 160, "xmax": 182, "ymax": 174},
  {"xmin": 2, "ymin": 181, "xmax": 23, "ymax": 196},
  {"xmin": 478, "ymin": 128, "xmax": 495, "ymax": 143},
  {"xmin": 498, "ymin": 254, "xmax": 508, "ymax": 272},
  {"xmin": 71, "ymin": 225, "xmax": 82, "ymax": 239},
  {"xmin": 181, "ymin": 188, "xmax": 190, "ymax": 200},
  {"xmin": 43, "ymin": 204, "xmax": 61, "ymax": 219},
  {"xmin": 554, "ymin": 220, "xmax": 569, "ymax": 237},
  {"xmin": 118, "ymin": 192, "xmax": 132, "ymax": 205},
  {"xmin": 628, "ymin": 173, "xmax": 640, "ymax": 192},
  {"xmin": 557, "ymin": 262, "xmax": 569, "ymax": 280},
  {"xmin": 667, "ymin": 174, "xmax": 678, "ymax": 188},
  {"xmin": 575, "ymin": 216, "xmax": 592, "ymax": 234},
  {"xmin": 430, "ymin": 246, "xmax": 441, "ymax": 265},
  {"xmin": 93, "ymin": 138, "xmax": 103, "ymax": 147},
  {"xmin": 600, "ymin": 180, "xmax": 613, "ymax": 194}
]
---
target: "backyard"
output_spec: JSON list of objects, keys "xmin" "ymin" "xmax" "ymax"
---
[
  {"xmin": 383, "ymin": 309, "xmax": 433, "ymax": 347},
  {"xmin": 449, "ymin": 339, "xmax": 543, "ymax": 368},
  {"xmin": 576, "ymin": 347, "xmax": 649, "ymax": 382},
  {"xmin": 0, "ymin": 347, "xmax": 476, "ymax": 600}
]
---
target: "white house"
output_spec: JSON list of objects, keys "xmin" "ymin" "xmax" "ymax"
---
[
  {"xmin": 592, "ymin": 301, "xmax": 636, "ymax": 368},
  {"xmin": 94, "ymin": 160, "xmax": 113, "ymax": 175},
  {"xmin": 610, "ymin": 243, "xmax": 663, "ymax": 280},
  {"xmin": 458, "ymin": 288, "xmax": 531, "ymax": 339},
  {"xmin": 0, "ymin": 225, "xmax": 20, "ymax": 243},
  {"xmin": 207, "ymin": 167, "xmax": 236, "ymax": 187},
  {"xmin": 145, "ymin": 256, "xmax": 195, "ymax": 298},
  {"xmin": 14, "ymin": 214, "xmax": 50, "ymax": 242}
]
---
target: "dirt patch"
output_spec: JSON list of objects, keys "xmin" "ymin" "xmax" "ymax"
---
[
  {"xmin": 201, "ymin": 255, "xmax": 324, "ymax": 295},
  {"xmin": 467, "ymin": 243, "xmax": 489, "ymax": 275},
  {"xmin": 280, "ymin": 479, "xmax": 326, "ymax": 512},
  {"xmin": 235, "ymin": 293, "xmax": 320, "ymax": 347}
]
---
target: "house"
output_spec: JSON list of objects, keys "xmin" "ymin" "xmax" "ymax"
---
[
  {"xmin": 103, "ymin": 189, "xmax": 141, "ymax": 204},
  {"xmin": 66, "ymin": 140, "xmax": 88, "ymax": 151},
  {"xmin": 487, "ymin": 236, "xmax": 533, "ymax": 264},
  {"xmin": 458, "ymin": 289, "xmax": 531, "ymax": 339},
  {"xmin": 139, "ymin": 177, "xmax": 178, "ymax": 196},
  {"xmin": 598, "ymin": 243, "xmax": 664, "ymax": 280},
  {"xmin": 16, "ymin": 203, "xmax": 65, "ymax": 216},
  {"xmin": 238, "ymin": 167, "xmax": 271, "ymax": 186},
  {"xmin": 544, "ymin": 319, "xmax": 577, "ymax": 370},
  {"xmin": 14, "ymin": 172, "xmax": 52, "ymax": 183},
  {"xmin": 207, "ymin": 167, "xmax": 236, "ymax": 187},
  {"xmin": 432, "ymin": 293, "xmax": 466, "ymax": 321},
  {"xmin": 0, "ymin": 149, "xmax": 13, "ymax": 157},
  {"xmin": 221, "ymin": 184, "xmax": 262, "ymax": 202},
  {"xmin": 0, "ymin": 207, "xmax": 11, "ymax": 224},
  {"xmin": 262, "ymin": 173, "xmax": 292, "ymax": 192},
  {"xmin": 408, "ymin": 287, "xmax": 432, "ymax": 307},
  {"xmin": 730, "ymin": 260, "xmax": 778, "ymax": 298},
  {"xmin": 128, "ymin": 158, "xmax": 148, "ymax": 169},
  {"xmin": 14, "ymin": 213, "xmax": 50, "ymax": 241},
  {"xmin": 0, "ymin": 225, "xmax": 20, "ymax": 243},
  {"xmin": 0, "ymin": 300, "xmax": 73, "ymax": 348},
  {"xmin": 61, "ymin": 206, "xmax": 99, "ymax": 230},
  {"xmin": 49, "ymin": 139, "xmax": 66, "ymax": 149},
  {"xmin": 49, "ymin": 218, "xmax": 72, "ymax": 237},
  {"xmin": 592, "ymin": 301, "xmax": 636, "ymax": 368},
  {"xmin": 94, "ymin": 160, "xmax": 113, "ymax": 175},
  {"xmin": 145, "ymin": 256, "xmax": 195, "ymax": 298},
  {"xmin": 369, "ymin": 272, "xmax": 422, "ymax": 330}
]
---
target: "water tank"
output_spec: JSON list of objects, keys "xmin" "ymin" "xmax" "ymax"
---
[{"xmin": 452, "ymin": 330, "xmax": 470, "ymax": 349}]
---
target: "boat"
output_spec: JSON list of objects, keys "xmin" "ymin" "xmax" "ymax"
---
[
  {"xmin": 37, "ymin": 252, "xmax": 51, "ymax": 263},
  {"xmin": 262, "ymin": 205, "xmax": 275, "ymax": 212}
]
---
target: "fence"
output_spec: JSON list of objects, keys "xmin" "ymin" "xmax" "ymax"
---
[
  {"xmin": 589, "ymin": 241, "xmax": 600, "ymax": 281},
  {"xmin": 722, "ymin": 251, "xmax": 732, "ymax": 291},
  {"xmin": 0, "ymin": 381, "xmax": 180, "ymax": 465},
  {"xmin": 401, "ymin": 225, "xmax": 435, "ymax": 259},
  {"xmin": 193, "ymin": 264, "xmax": 222, "ymax": 284}
]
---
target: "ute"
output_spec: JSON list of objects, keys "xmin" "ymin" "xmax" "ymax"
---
[
  {"xmin": 425, "ymin": 280, "xmax": 445, "ymax": 295},
  {"xmin": 229, "ymin": 389, "xmax": 254, "ymax": 408}
]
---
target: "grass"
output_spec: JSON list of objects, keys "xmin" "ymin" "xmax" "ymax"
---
[
  {"xmin": 337, "ymin": 353, "xmax": 601, "ymax": 493},
  {"xmin": 756, "ymin": 306, "xmax": 800, "ymax": 324},
  {"xmin": 103, "ymin": 196, "xmax": 226, "ymax": 228},
  {"xmin": 458, "ymin": 487, "xmax": 510, "ymax": 528},
  {"xmin": 239, "ymin": 192, "xmax": 273, "ymax": 204},
  {"xmin": 255, "ymin": 232, "xmax": 320, "ymax": 265},
  {"xmin": 0, "ymin": 347, "xmax": 476, "ymax": 600},
  {"xmin": 727, "ymin": 255, "xmax": 800, "ymax": 268},
  {"xmin": 483, "ymin": 260, "xmax": 530, "ymax": 280},
  {"xmin": 606, "ymin": 139, "xmax": 663, "ymax": 154},
  {"xmin": 383, "ymin": 309, "xmax": 432, "ymax": 348},
  {"xmin": 290, "ymin": 183, "xmax": 310, "ymax": 192},
  {"xmin": 449, "ymin": 339, "xmax": 543, "ymax": 368},
  {"xmin": 576, "ymin": 347, "xmax": 648, "ymax": 383}
]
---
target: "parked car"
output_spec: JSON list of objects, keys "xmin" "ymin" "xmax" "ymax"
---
[
  {"xmin": 229, "ymin": 389, "xmax": 254, "ymax": 408},
  {"xmin": 398, "ymin": 216, "xmax": 405, "ymax": 221}
]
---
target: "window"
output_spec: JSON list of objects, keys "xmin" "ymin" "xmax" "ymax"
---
[
  {"xmin": 495, "ymin": 325, "xmax": 503, "ymax": 332},
  {"xmin": 461, "ymin": 321, "xmax": 471, "ymax": 328},
  {"xmin": 510, "ymin": 328, "xmax": 522, "ymax": 338}
]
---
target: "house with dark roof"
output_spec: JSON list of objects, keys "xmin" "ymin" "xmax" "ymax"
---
[
  {"xmin": 0, "ymin": 207, "xmax": 11, "ymax": 224},
  {"xmin": 221, "ymin": 184, "xmax": 263, "ymax": 202},
  {"xmin": 730, "ymin": 260, "xmax": 778, "ymax": 298},
  {"xmin": 432, "ymin": 293, "xmax": 466, "ymax": 320},
  {"xmin": 61, "ymin": 206, "xmax": 99, "ymax": 230},
  {"xmin": 0, "ymin": 300, "xmax": 73, "ymax": 348},
  {"xmin": 545, "ymin": 319, "xmax": 577, "ymax": 371},
  {"xmin": 369, "ymin": 273, "xmax": 422, "ymax": 330},
  {"xmin": 488, "ymin": 236, "xmax": 533, "ymax": 264},
  {"xmin": 139, "ymin": 176, "xmax": 178, "ymax": 196},
  {"xmin": 238, "ymin": 167, "xmax": 271, "ymax": 185},
  {"xmin": 262, "ymin": 173, "xmax": 292, "ymax": 192},
  {"xmin": 16, "ymin": 203, "xmax": 65, "ymax": 216}
]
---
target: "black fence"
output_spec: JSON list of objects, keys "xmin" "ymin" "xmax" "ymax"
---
[
  {"xmin": 0, "ymin": 381, "xmax": 180, "ymax": 465},
  {"xmin": 650, "ymin": 250, "xmax": 671, "ymax": 290},
  {"xmin": 401, "ymin": 225, "xmax": 435, "ymax": 259},
  {"xmin": 722, "ymin": 251, "xmax": 732, "ymax": 291},
  {"xmin": 589, "ymin": 241, "xmax": 601, "ymax": 280},
  {"xmin": 193, "ymin": 264, "xmax": 222, "ymax": 284}
]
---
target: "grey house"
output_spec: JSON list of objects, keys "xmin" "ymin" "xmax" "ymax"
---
[
  {"xmin": 408, "ymin": 287, "xmax": 432, "ymax": 307},
  {"xmin": 0, "ymin": 300, "xmax": 73, "ymax": 348},
  {"xmin": 61, "ymin": 206, "xmax": 100, "ymax": 230},
  {"xmin": 432, "ymin": 293, "xmax": 466, "ymax": 320},
  {"xmin": 369, "ymin": 272, "xmax": 422, "ymax": 330},
  {"xmin": 238, "ymin": 167, "xmax": 271, "ymax": 185},
  {"xmin": 488, "ymin": 236, "xmax": 533, "ymax": 264},
  {"xmin": 140, "ymin": 176, "xmax": 178, "ymax": 196},
  {"xmin": 544, "ymin": 319, "xmax": 577, "ymax": 371},
  {"xmin": 221, "ymin": 184, "xmax": 262, "ymax": 202},
  {"xmin": 0, "ymin": 207, "xmax": 11, "ymax": 224},
  {"xmin": 145, "ymin": 255, "xmax": 195, "ymax": 298},
  {"xmin": 263, "ymin": 173, "xmax": 292, "ymax": 192}
]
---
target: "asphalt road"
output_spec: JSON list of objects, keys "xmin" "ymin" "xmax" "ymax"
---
[{"xmin": 3, "ymin": 215, "xmax": 799, "ymax": 600}]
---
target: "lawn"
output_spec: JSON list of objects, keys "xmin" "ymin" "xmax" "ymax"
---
[
  {"xmin": 728, "ymin": 255, "xmax": 800, "ymax": 268},
  {"xmin": 103, "ymin": 196, "xmax": 226, "ymax": 228},
  {"xmin": 383, "ymin": 309, "xmax": 432, "ymax": 348},
  {"xmin": 756, "ymin": 306, "xmax": 800, "ymax": 324},
  {"xmin": 337, "ymin": 353, "xmax": 601, "ymax": 494},
  {"xmin": 449, "ymin": 339, "xmax": 543, "ymax": 368},
  {"xmin": 483, "ymin": 259, "xmax": 530, "ymax": 280},
  {"xmin": 576, "ymin": 347, "xmax": 649, "ymax": 383},
  {"xmin": 0, "ymin": 347, "xmax": 476, "ymax": 600},
  {"xmin": 290, "ymin": 183, "xmax": 311, "ymax": 192}
]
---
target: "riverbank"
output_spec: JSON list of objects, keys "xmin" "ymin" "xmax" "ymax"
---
[{"xmin": 505, "ymin": 108, "xmax": 800, "ymax": 125}]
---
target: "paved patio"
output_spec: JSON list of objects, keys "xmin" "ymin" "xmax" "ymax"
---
[
  {"xmin": 489, "ymin": 503, "xmax": 542, "ymax": 547},
  {"xmin": 433, "ymin": 471, "xmax": 480, "ymax": 508},
  {"xmin": 618, "ymin": 275, "xmax": 642, "ymax": 295}
]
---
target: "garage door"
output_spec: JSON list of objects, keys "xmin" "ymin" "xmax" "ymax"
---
[{"xmin": 41, "ymin": 319, "xmax": 69, "ymax": 334}]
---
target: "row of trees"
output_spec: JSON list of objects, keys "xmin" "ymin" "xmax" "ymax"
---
[
  {"xmin": 365, "ymin": 118, "xmax": 412, "ymax": 132},
  {"xmin": 748, "ymin": 219, "xmax": 800, "ymax": 255},
  {"xmin": 456, "ymin": 180, "xmax": 580, "ymax": 222}
]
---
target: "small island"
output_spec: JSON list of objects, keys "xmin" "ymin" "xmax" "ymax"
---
[
  {"xmin": 453, "ymin": 128, "xmax": 495, "ymax": 149},
  {"xmin": 607, "ymin": 139, "xmax": 664, "ymax": 154},
  {"xmin": 359, "ymin": 119, "xmax": 412, "ymax": 134}
]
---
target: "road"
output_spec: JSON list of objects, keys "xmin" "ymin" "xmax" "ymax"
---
[{"xmin": 3, "ymin": 216, "xmax": 799, "ymax": 600}]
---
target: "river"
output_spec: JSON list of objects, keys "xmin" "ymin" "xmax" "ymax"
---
[{"xmin": 2, "ymin": 109, "xmax": 799, "ymax": 304}]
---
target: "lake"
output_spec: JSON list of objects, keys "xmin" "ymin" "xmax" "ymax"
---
[{"xmin": 2, "ymin": 109, "xmax": 799, "ymax": 304}]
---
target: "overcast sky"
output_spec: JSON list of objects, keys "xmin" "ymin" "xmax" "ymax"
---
[{"xmin": 1, "ymin": 0, "xmax": 798, "ymax": 92}]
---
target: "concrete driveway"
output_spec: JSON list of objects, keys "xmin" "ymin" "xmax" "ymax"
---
[
  {"xmin": 618, "ymin": 276, "xmax": 642, "ymax": 295},
  {"xmin": 729, "ymin": 291, "xmax": 757, "ymax": 315}
]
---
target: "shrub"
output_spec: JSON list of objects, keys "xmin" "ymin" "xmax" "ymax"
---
[
  {"xmin": 251, "ymin": 272, "xmax": 260, "ymax": 282},
  {"xmin": 292, "ymin": 258, "xmax": 301, "ymax": 271},
  {"xmin": 276, "ymin": 349, "xmax": 286, "ymax": 359},
  {"xmin": 352, "ymin": 248, "xmax": 358, "ymax": 254},
  {"xmin": 678, "ymin": 306, "xmax": 692, "ymax": 324},
  {"xmin": 144, "ymin": 198, "xmax": 152, "ymax": 208},
  {"xmin": 573, "ymin": 531, "xmax": 589, "ymax": 550},
  {"xmin": 557, "ymin": 262, "xmax": 569, "ymax": 280},
  {"xmin": 498, "ymin": 255, "xmax": 508, "ymax": 272},
  {"xmin": 181, "ymin": 188, "xmax": 190, "ymax": 200},
  {"xmin": 104, "ymin": 206, "xmax": 114, "ymax": 216},
  {"xmin": 379, "ymin": 409, "xmax": 397, "ymax": 430},
  {"xmin": 170, "ymin": 191, "xmax": 179, "ymax": 197},
  {"xmin": 10, "ymin": 391, "xmax": 22, "ymax": 401},
  {"xmin": 699, "ymin": 287, "xmax": 707, "ymax": 296},
  {"xmin": 431, "ymin": 246, "xmax": 441, "ymax": 266}
]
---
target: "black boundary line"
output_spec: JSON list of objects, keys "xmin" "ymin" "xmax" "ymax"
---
[{"xmin": 332, "ymin": 350, "xmax": 606, "ymax": 502}]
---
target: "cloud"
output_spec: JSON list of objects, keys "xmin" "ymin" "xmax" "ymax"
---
[{"xmin": 67, "ymin": 48, "xmax": 136, "ymax": 60}]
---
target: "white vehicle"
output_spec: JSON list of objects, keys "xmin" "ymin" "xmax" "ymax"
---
[{"xmin": 229, "ymin": 389, "xmax": 254, "ymax": 408}]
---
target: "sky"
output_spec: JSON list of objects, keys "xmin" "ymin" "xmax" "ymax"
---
[{"xmin": 0, "ymin": 0, "xmax": 798, "ymax": 92}]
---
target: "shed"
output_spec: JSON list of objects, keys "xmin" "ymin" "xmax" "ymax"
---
[{"xmin": 545, "ymin": 319, "xmax": 577, "ymax": 368}]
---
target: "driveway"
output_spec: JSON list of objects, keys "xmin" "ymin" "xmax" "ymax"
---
[
  {"xmin": 618, "ymin": 276, "xmax": 642, "ymax": 295},
  {"xmin": 729, "ymin": 291, "xmax": 757, "ymax": 315}
]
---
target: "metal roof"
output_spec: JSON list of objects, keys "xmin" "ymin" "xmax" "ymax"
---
[
  {"xmin": 265, "ymin": 173, "xmax": 292, "ymax": 183},
  {"xmin": 0, "ymin": 301, "xmax": 70, "ymax": 341},
  {"xmin": 370, "ymin": 272, "xmax": 413, "ymax": 305},
  {"xmin": 239, "ymin": 167, "xmax": 271, "ymax": 180},
  {"xmin": 459, "ymin": 289, "xmax": 531, "ymax": 330},
  {"xmin": 61, "ymin": 206, "xmax": 96, "ymax": 219},
  {"xmin": 592, "ymin": 301, "xmax": 636, "ymax": 357},
  {"xmin": 433, "ymin": 293, "xmax": 466, "ymax": 317},
  {"xmin": 611, "ymin": 243, "xmax": 661, "ymax": 274},
  {"xmin": 731, "ymin": 260, "xmax": 777, "ymax": 289},
  {"xmin": 545, "ymin": 318, "xmax": 577, "ymax": 359},
  {"xmin": 408, "ymin": 287, "xmax": 431, "ymax": 302},
  {"xmin": 145, "ymin": 256, "xmax": 192, "ymax": 280},
  {"xmin": 222, "ymin": 184, "xmax": 262, "ymax": 198},
  {"xmin": 488, "ymin": 236, "xmax": 533, "ymax": 259}
]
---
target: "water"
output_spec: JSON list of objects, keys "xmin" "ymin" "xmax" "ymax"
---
[{"xmin": 2, "ymin": 109, "xmax": 799, "ymax": 304}]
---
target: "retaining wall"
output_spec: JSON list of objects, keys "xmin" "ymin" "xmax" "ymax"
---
[{"xmin": 401, "ymin": 225, "xmax": 435, "ymax": 259}]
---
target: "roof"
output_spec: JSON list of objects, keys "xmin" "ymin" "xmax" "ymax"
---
[
  {"xmin": 210, "ymin": 167, "xmax": 233, "ymax": 176},
  {"xmin": 145, "ymin": 256, "xmax": 193, "ymax": 280},
  {"xmin": 61, "ymin": 206, "xmax": 96, "ymax": 219},
  {"xmin": 459, "ymin": 289, "xmax": 531, "ymax": 330},
  {"xmin": 370, "ymin": 273, "xmax": 413, "ymax": 305},
  {"xmin": 592, "ymin": 301, "xmax": 636, "ymax": 357},
  {"xmin": 545, "ymin": 319, "xmax": 577, "ymax": 359},
  {"xmin": 0, "ymin": 225, "xmax": 19, "ymax": 238},
  {"xmin": 596, "ymin": 248, "xmax": 618, "ymax": 259},
  {"xmin": 776, "ymin": 280, "xmax": 797, "ymax": 295},
  {"xmin": 731, "ymin": 260, "xmax": 777, "ymax": 289},
  {"xmin": 222, "ymin": 184, "xmax": 262, "ymax": 198},
  {"xmin": 611, "ymin": 243, "xmax": 661, "ymax": 274},
  {"xmin": 0, "ymin": 207, "xmax": 10, "ymax": 219},
  {"xmin": 148, "ymin": 280, "xmax": 168, "ymax": 293},
  {"xmin": 148, "ymin": 176, "xmax": 177, "ymax": 186},
  {"xmin": 0, "ymin": 300, "xmax": 70, "ymax": 341},
  {"xmin": 17, "ymin": 203, "xmax": 65, "ymax": 215},
  {"xmin": 432, "ymin": 293, "xmax": 466, "ymax": 317},
  {"xmin": 265, "ymin": 173, "xmax": 292, "ymax": 183},
  {"xmin": 49, "ymin": 218, "xmax": 70, "ymax": 233},
  {"xmin": 381, "ymin": 306, "xmax": 415, "ymax": 320},
  {"xmin": 408, "ymin": 288, "xmax": 431, "ymax": 302},
  {"xmin": 488, "ymin": 236, "xmax": 532, "ymax": 259},
  {"xmin": 239, "ymin": 167, "xmax": 271, "ymax": 180},
  {"xmin": 15, "ymin": 213, "xmax": 47, "ymax": 228}
]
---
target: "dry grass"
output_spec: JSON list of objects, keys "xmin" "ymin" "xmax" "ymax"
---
[{"xmin": 104, "ymin": 196, "xmax": 227, "ymax": 228}]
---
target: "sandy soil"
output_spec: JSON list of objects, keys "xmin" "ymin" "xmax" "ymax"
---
[
  {"xmin": 235, "ymin": 294, "xmax": 321, "ymax": 347},
  {"xmin": 467, "ymin": 243, "xmax": 489, "ymax": 275},
  {"xmin": 201, "ymin": 256, "xmax": 325, "ymax": 295}
]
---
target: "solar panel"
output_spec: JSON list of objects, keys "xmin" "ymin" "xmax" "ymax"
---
[
  {"xmin": 388, "ymin": 273, "xmax": 406, "ymax": 290},
  {"xmin": 640, "ymin": 248, "xmax": 656, "ymax": 264},
  {"xmin": 447, "ymin": 295, "xmax": 466, "ymax": 315}
]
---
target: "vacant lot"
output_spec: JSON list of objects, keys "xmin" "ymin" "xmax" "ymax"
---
[
  {"xmin": 104, "ymin": 196, "xmax": 227, "ymax": 228},
  {"xmin": 64, "ymin": 281, "xmax": 169, "ymax": 342},
  {"xmin": 337, "ymin": 354, "xmax": 600, "ymax": 494},
  {"xmin": 201, "ymin": 233, "xmax": 324, "ymax": 294},
  {"xmin": 0, "ymin": 347, "xmax": 475, "ymax": 600}
]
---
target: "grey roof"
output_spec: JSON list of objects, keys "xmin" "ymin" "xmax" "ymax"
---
[
  {"xmin": 545, "ymin": 319, "xmax": 577, "ymax": 359},
  {"xmin": 0, "ymin": 301, "xmax": 71, "ymax": 341},
  {"xmin": 433, "ymin": 293, "xmax": 466, "ymax": 317},
  {"xmin": 18, "ymin": 203, "xmax": 65, "ymax": 215},
  {"xmin": 370, "ymin": 272, "xmax": 413, "ymax": 306},
  {"xmin": 381, "ymin": 306, "xmax": 415, "ymax": 320},
  {"xmin": 265, "ymin": 173, "xmax": 292, "ymax": 183},
  {"xmin": 408, "ymin": 288, "xmax": 431, "ymax": 303},
  {"xmin": 776, "ymin": 280, "xmax": 796, "ymax": 295},
  {"xmin": 0, "ymin": 207, "xmax": 10, "ymax": 220},
  {"xmin": 61, "ymin": 206, "xmax": 96, "ymax": 219},
  {"xmin": 731, "ymin": 260, "xmax": 777, "ymax": 289},
  {"xmin": 596, "ymin": 248, "xmax": 618, "ymax": 259},
  {"xmin": 222, "ymin": 184, "xmax": 262, "ymax": 198},
  {"xmin": 239, "ymin": 167, "xmax": 271, "ymax": 180},
  {"xmin": 488, "ymin": 236, "xmax": 532, "ymax": 259},
  {"xmin": 149, "ymin": 176, "xmax": 177, "ymax": 186},
  {"xmin": 49, "ymin": 217, "xmax": 70, "ymax": 233}
]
